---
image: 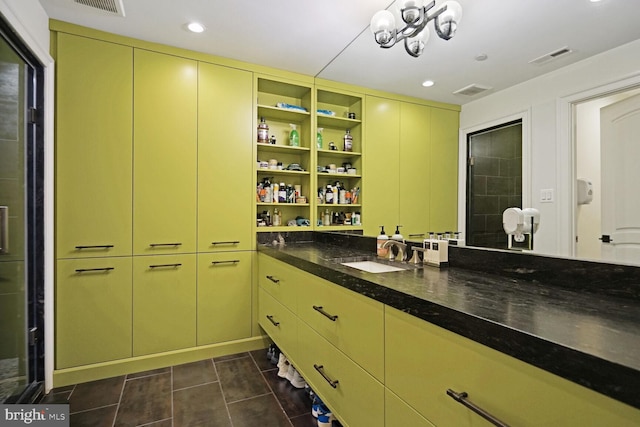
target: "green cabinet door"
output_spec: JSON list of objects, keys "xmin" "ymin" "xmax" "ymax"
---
[
  {"xmin": 56, "ymin": 257, "xmax": 132, "ymax": 368},
  {"xmin": 133, "ymin": 254, "xmax": 196, "ymax": 356},
  {"xmin": 364, "ymin": 96, "xmax": 400, "ymax": 236},
  {"xmin": 55, "ymin": 34, "xmax": 133, "ymax": 258},
  {"xmin": 430, "ymin": 107, "xmax": 459, "ymax": 232},
  {"xmin": 198, "ymin": 63, "xmax": 253, "ymax": 252},
  {"xmin": 197, "ymin": 251, "xmax": 252, "ymax": 345},
  {"xmin": 385, "ymin": 388, "xmax": 436, "ymax": 427},
  {"xmin": 399, "ymin": 102, "xmax": 431, "ymax": 237},
  {"xmin": 133, "ymin": 50, "xmax": 197, "ymax": 255}
]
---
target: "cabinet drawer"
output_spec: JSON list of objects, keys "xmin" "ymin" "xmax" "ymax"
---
[
  {"xmin": 258, "ymin": 287, "xmax": 298, "ymax": 360},
  {"xmin": 257, "ymin": 254, "xmax": 301, "ymax": 313},
  {"xmin": 297, "ymin": 274, "xmax": 384, "ymax": 381},
  {"xmin": 385, "ymin": 388, "xmax": 435, "ymax": 427},
  {"xmin": 197, "ymin": 252, "xmax": 252, "ymax": 346},
  {"xmin": 56, "ymin": 257, "xmax": 132, "ymax": 368},
  {"xmin": 133, "ymin": 254, "xmax": 196, "ymax": 356},
  {"xmin": 296, "ymin": 320, "xmax": 384, "ymax": 427},
  {"xmin": 385, "ymin": 306, "xmax": 640, "ymax": 427}
]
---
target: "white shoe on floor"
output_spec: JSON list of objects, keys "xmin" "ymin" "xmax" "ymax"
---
[{"xmin": 289, "ymin": 369, "xmax": 306, "ymax": 389}]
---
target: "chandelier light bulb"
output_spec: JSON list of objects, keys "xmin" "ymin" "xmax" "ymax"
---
[
  {"xmin": 398, "ymin": 0, "xmax": 425, "ymax": 24},
  {"xmin": 405, "ymin": 26, "xmax": 429, "ymax": 57},
  {"xmin": 371, "ymin": 10, "xmax": 397, "ymax": 45},
  {"xmin": 439, "ymin": 1, "xmax": 462, "ymax": 25}
]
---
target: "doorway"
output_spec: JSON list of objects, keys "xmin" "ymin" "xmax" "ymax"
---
[
  {"xmin": 0, "ymin": 17, "xmax": 45, "ymax": 403},
  {"xmin": 466, "ymin": 120, "xmax": 523, "ymax": 249}
]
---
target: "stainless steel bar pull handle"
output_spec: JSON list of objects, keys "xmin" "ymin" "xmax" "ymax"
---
[
  {"xmin": 314, "ymin": 364, "xmax": 339, "ymax": 389},
  {"xmin": 446, "ymin": 389, "xmax": 510, "ymax": 427},
  {"xmin": 75, "ymin": 245, "xmax": 114, "ymax": 249},
  {"xmin": 75, "ymin": 267, "xmax": 115, "ymax": 273},
  {"xmin": 211, "ymin": 241, "xmax": 240, "ymax": 245},
  {"xmin": 313, "ymin": 305, "xmax": 338, "ymax": 321},
  {"xmin": 149, "ymin": 243, "xmax": 182, "ymax": 247},
  {"xmin": 0, "ymin": 206, "xmax": 8, "ymax": 255},
  {"xmin": 149, "ymin": 263, "xmax": 182, "ymax": 269},
  {"xmin": 266, "ymin": 315, "xmax": 280, "ymax": 326},
  {"xmin": 211, "ymin": 260, "xmax": 240, "ymax": 265},
  {"xmin": 266, "ymin": 275, "xmax": 280, "ymax": 284}
]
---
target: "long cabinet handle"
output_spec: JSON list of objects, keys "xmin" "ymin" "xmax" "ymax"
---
[
  {"xmin": 0, "ymin": 206, "xmax": 8, "ymax": 254},
  {"xmin": 211, "ymin": 260, "xmax": 240, "ymax": 265},
  {"xmin": 446, "ymin": 389, "xmax": 510, "ymax": 427},
  {"xmin": 266, "ymin": 315, "xmax": 280, "ymax": 326},
  {"xmin": 211, "ymin": 241, "xmax": 240, "ymax": 245},
  {"xmin": 313, "ymin": 364, "xmax": 339, "ymax": 389},
  {"xmin": 149, "ymin": 243, "xmax": 182, "ymax": 247},
  {"xmin": 75, "ymin": 267, "xmax": 115, "ymax": 273},
  {"xmin": 75, "ymin": 244, "xmax": 114, "ymax": 249},
  {"xmin": 313, "ymin": 305, "xmax": 338, "ymax": 321},
  {"xmin": 266, "ymin": 275, "xmax": 280, "ymax": 284},
  {"xmin": 149, "ymin": 263, "xmax": 182, "ymax": 269}
]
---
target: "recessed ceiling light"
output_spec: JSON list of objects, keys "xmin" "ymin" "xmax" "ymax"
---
[
  {"xmin": 422, "ymin": 80, "xmax": 435, "ymax": 87},
  {"xmin": 475, "ymin": 53, "xmax": 488, "ymax": 62},
  {"xmin": 186, "ymin": 22, "xmax": 205, "ymax": 33}
]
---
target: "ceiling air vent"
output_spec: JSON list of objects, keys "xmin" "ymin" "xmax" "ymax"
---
[
  {"xmin": 72, "ymin": 0, "xmax": 126, "ymax": 17},
  {"xmin": 529, "ymin": 46, "xmax": 573, "ymax": 65},
  {"xmin": 453, "ymin": 84, "xmax": 492, "ymax": 97}
]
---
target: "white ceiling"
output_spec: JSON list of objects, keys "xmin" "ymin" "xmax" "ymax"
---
[{"xmin": 37, "ymin": 0, "xmax": 640, "ymax": 105}]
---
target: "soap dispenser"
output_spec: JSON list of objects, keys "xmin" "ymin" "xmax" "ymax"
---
[
  {"xmin": 391, "ymin": 225, "xmax": 404, "ymax": 242},
  {"xmin": 377, "ymin": 226, "xmax": 389, "ymax": 257},
  {"xmin": 289, "ymin": 124, "xmax": 300, "ymax": 147}
]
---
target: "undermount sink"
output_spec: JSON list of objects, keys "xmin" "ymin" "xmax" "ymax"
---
[{"xmin": 341, "ymin": 260, "xmax": 405, "ymax": 273}]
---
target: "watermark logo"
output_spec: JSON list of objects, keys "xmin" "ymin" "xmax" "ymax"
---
[{"xmin": 1, "ymin": 405, "xmax": 68, "ymax": 426}]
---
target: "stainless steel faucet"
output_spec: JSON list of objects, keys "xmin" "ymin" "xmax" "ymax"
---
[{"xmin": 381, "ymin": 240, "xmax": 407, "ymax": 261}]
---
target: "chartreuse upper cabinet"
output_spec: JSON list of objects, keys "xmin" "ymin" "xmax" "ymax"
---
[
  {"xmin": 198, "ymin": 62, "xmax": 253, "ymax": 252},
  {"xmin": 364, "ymin": 96, "xmax": 400, "ymax": 236},
  {"xmin": 55, "ymin": 33, "xmax": 133, "ymax": 259},
  {"xmin": 430, "ymin": 107, "xmax": 459, "ymax": 232},
  {"xmin": 133, "ymin": 49, "xmax": 197, "ymax": 255}
]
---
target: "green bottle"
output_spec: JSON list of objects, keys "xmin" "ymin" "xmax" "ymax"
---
[
  {"xmin": 317, "ymin": 127, "xmax": 323, "ymax": 149},
  {"xmin": 289, "ymin": 124, "xmax": 299, "ymax": 147}
]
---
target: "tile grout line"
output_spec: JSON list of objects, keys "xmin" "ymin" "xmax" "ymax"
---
[
  {"xmin": 172, "ymin": 379, "xmax": 220, "ymax": 392},
  {"xmin": 211, "ymin": 357, "xmax": 235, "ymax": 427},
  {"xmin": 249, "ymin": 350, "xmax": 296, "ymax": 427},
  {"xmin": 69, "ymin": 403, "xmax": 118, "ymax": 416},
  {"xmin": 112, "ymin": 377, "xmax": 127, "ymax": 427},
  {"xmin": 170, "ymin": 366, "xmax": 174, "ymax": 427}
]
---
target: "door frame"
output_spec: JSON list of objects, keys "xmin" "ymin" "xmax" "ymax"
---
[
  {"xmin": 558, "ymin": 74, "xmax": 640, "ymax": 258},
  {"xmin": 458, "ymin": 111, "xmax": 531, "ymax": 242}
]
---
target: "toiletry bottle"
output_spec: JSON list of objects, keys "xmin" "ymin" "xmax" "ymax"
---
[
  {"xmin": 279, "ymin": 182, "xmax": 286, "ymax": 203},
  {"xmin": 317, "ymin": 128, "xmax": 323, "ymax": 149},
  {"xmin": 289, "ymin": 124, "xmax": 300, "ymax": 147},
  {"xmin": 272, "ymin": 182, "xmax": 279, "ymax": 204},
  {"xmin": 323, "ymin": 209, "xmax": 331, "ymax": 226},
  {"xmin": 273, "ymin": 208, "xmax": 281, "ymax": 226},
  {"xmin": 343, "ymin": 129, "xmax": 353, "ymax": 152},
  {"xmin": 258, "ymin": 117, "xmax": 269, "ymax": 144},
  {"xmin": 377, "ymin": 226, "xmax": 389, "ymax": 257},
  {"xmin": 392, "ymin": 225, "xmax": 404, "ymax": 242},
  {"xmin": 325, "ymin": 184, "xmax": 334, "ymax": 204}
]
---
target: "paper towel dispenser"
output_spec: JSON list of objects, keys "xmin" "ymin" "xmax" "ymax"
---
[{"xmin": 577, "ymin": 178, "xmax": 593, "ymax": 205}]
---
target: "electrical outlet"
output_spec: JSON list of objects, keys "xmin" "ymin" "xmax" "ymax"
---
[{"xmin": 540, "ymin": 189, "xmax": 554, "ymax": 203}]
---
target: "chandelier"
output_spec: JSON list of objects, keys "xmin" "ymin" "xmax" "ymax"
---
[{"xmin": 370, "ymin": 0, "xmax": 462, "ymax": 57}]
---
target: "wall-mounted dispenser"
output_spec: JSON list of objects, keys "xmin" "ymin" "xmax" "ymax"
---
[
  {"xmin": 503, "ymin": 207, "xmax": 540, "ymax": 250},
  {"xmin": 577, "ymin": 178, "xmax": 593, "ymax": 205}
]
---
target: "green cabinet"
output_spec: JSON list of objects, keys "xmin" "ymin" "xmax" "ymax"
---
[
  {"xmin": 55, "ymin": 33, "xmax": 133, "ymax": 259},
  {"xmin": 56, "ymin": 257, "xmax": 132, "ymax": 368},
  {"xmin": 133, "ymin": 254, "xmax": 196, "ymax": 356},
  {"xmin": 399, "ymin": 102, "xmax": 431, "ymax": 238},
  {"xmin": 258, "ymin": 287, "xmax": 298, "ymax": 361},
  {"xmin": 198, "ymin": 63, "xmax": 254, "ymax": 252},
  {"xmin": 430, "ymin": 107, "xmax": 459, "ymax": 232},
  {"xmin": 364, "ymin": 96, "xmax": 400, "ymax": 236},
  {"xmin": 133, "ymin": 50, "xmax": 197, "ymax": 255},
  {"xmin": 197, "ymin": 251, "xmax": 252, "ymax": 345},
  {"xmin": 385, "ymin": 389, "xmax": 435, "ymax": 427}
]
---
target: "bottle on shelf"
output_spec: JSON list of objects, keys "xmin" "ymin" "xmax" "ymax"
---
[
  {"xmin": 278, "ymin": 182, "xmax": 287, "ymax": 203},
  {"xmin": 325, "ymin": 184, "xmax": 334, "ymax": 204},
  {"xmin": 343, "ymin": 129, "xmax": 353, "ymax": 152},
  {"xmin": 273, "ymin": 208, "xmax": 282, "ymax": 226},
  {"xmin": 258, "ymin": 117, "xmax": 269, "ymax": 144},
  {"xmin": 289, "ymin": 124, "xmax": 300, "ymax": 147},
  {"xmin": 273, "ymin": 182, "xmax": 279, "ymax": 204},
  {"xmin": 317, "ymin": 128, "xmax": 324, "ymax": 149}
]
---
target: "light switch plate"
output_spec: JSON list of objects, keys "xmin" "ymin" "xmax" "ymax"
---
[{"xmin": 540, "ymin": 189, "xmax": 554, "ymax": 203}]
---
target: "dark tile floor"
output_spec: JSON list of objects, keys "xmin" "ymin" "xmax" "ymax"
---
[{"xmin": 42, "ymin": 349, "xmax": 327, "ymax": 427}]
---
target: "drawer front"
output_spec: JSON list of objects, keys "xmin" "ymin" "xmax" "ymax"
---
[
  {"xmin": 258, "ymin": 287, "xmax": 298, "ymax": 360},
  {"xmin": 385, "ymin": 388, "xmax": 435, "ymax": 427},
  {"xmin": 296, "ymin": 320, "xmax": 384, "ymax": 427},
  {"xmin": 297, "ymin": 274, "xmax": 384, "ymax": 381},
  {"xmin": 257, "ymin": 253, "xmax": 300, "ymax": 313},
  {"xmin": 197, "ymin": 251, "xmax": 252, "ymax": 346},
  {"xmin": 385, "ymin": 306, "xmax": 640, "ymax": 427},
  {"xmin": 133, "ymin": 254, "xmax": 196, "ymax": 356},
  {"xmin": 56, "ymin": 257, "xmax": 133, "ymax": 368}
]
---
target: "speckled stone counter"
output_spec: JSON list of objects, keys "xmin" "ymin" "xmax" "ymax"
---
[{"xmin": 257, "ymin": 234, "xmax": 640, "ymax": 410}]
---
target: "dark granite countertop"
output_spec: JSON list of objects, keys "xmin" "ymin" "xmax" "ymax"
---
[{"xmin": 257, "ymin": 239, "xmax": 640, "ymax": 410}]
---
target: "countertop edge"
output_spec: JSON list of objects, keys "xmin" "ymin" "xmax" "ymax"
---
[{"xmin": 258, "ymin": 246, "xmax": 640, "ymax": 410}]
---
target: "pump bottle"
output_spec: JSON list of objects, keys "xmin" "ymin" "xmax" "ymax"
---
[{"xmin": 377, "ymin": 226, "xmax": 389, "ymax": 257}]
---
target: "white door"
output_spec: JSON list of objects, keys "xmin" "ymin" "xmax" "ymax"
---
[{"xmin": 600, "ymin": 93, "xmax": 640, "ymax": 264}]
